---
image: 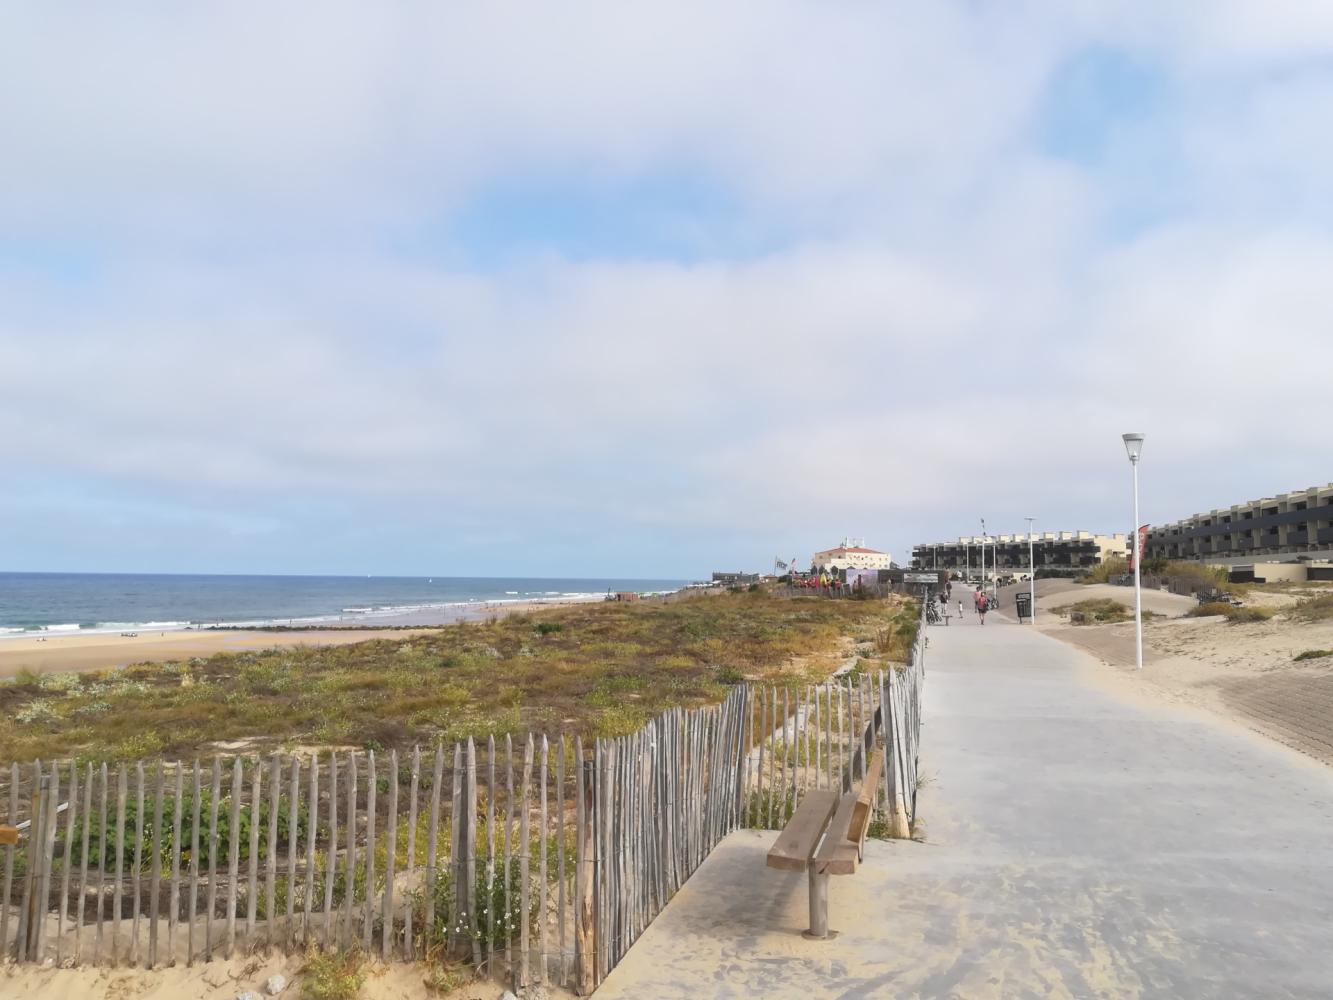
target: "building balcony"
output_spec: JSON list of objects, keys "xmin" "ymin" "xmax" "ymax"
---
[
  {"xmin": 1318, "ymin": 527, "xmax": 1333, "ymax": 545},
  {"xmin": 1288, "ymin": 531, "xmax": 1309, "ymax": 546}
]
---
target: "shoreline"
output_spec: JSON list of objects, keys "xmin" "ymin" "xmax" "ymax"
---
[
  {"xmin": 0, "ymin": 592, "xmax": 639, "ymax": 642},
  {"xmin": 0, "ymin": 596, "xmax": 595, "ymax": 678}
]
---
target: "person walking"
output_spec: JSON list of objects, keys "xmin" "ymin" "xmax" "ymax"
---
[{"xmin": 974, "ymin": 587, "xmax": 987, "ymax": 625}]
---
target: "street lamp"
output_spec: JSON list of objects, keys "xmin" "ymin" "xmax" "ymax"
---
[
  {"xmin": 979, "ymin": 518, "xmax": 987, "ymax": 594},
  {"xmin": 1122, "ymin": 433, "xmax": 1146, "ymax": 669},
  {"xmin": 1025, "ymin": 516, "xmax": 1036, "ymax": 624}
]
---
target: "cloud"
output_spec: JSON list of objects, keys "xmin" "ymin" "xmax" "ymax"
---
[{"xmin": 1, "ymin": 3, "xmax": 1330, "ymax": 575}]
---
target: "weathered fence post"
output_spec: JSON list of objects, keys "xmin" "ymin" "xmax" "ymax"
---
[{"xmin": 575, "ymin": 754, "xmax": 596, "ymax": 996}]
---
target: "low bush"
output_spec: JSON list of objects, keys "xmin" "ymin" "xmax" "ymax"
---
[
  {"xmin": 1294, "ymin": 649, "xmax": 1333, "ymax": 662},
  {"xmin": 302, "ymin": 947, "xmax": 366, "ymax": 1000},
  {"xmin": 1051, "ymin": 599, "xmax": 1132, "ymax": 624},
  {"xmin": 1187, "ymin": 603, "xmax": 1274, "ymax": 623}
]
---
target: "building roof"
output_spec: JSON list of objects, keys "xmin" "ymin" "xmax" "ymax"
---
[{"xmin": 821, "ymin": 546, "xmax": 885, "ymax": 555}]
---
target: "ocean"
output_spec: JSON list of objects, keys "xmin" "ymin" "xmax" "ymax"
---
[{"xmin": 0, "ymin": 573, "xmax": 691, "ymax": 636}]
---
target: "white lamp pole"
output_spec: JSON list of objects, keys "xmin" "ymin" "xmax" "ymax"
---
[
  {"xmin": 1123, "ymin": 433, "xmax": 1146, "ymax": 669},
  {"xmin": 980, "ymin": 518, "xmax": 987, "ymax": 596},
  {"xmin": 1025, "ymin": 516, "xmax": 1036, "ymax": 624}
]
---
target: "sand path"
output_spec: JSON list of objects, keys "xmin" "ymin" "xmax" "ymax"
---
[{"xmin": 594, "ymin": 612, "xmax": 1333, "ymax": 999}]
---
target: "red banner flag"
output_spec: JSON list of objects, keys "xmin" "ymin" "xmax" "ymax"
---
[{"xmin": 1129, "ymin": 524, "xmax": 1149, "ymax": 570}]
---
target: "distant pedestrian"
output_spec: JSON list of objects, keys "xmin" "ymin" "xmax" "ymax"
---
[
  {"xmin": 974, "ymin": 587, "xmax": 987, "ymax": 625},
  {"xmin": 958, "ymin": 599, "xmax": 963, "ymax": 618}
]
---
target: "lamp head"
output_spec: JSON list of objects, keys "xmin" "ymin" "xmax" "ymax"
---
[{"xmin": 1122, "ymin": 432, "xmax": 1145, "ymax": 463}]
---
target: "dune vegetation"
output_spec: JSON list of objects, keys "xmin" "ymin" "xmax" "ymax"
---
[{"xmin": 0, "ymin": 590, "xmax": 917, "ymax": 763}]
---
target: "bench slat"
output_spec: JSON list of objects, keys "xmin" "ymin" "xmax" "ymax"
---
[
  {"xmin": 848, "ymin": 750, "xmax": 884, "ymax": 844},
  {"xmin": 765, "ymin": 790, "xmax": 838, "ymax": 872},
  {"xmin": 814, "ymin": 793, "xmax": 862, "ymax": 876}
]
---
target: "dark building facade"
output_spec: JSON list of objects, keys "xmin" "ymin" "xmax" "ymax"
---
[{"xmin": 1143, "ymin": 483, "xmax": 1333, "ymax": 564}]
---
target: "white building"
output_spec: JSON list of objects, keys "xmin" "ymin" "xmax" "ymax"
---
[{"xmin": 811, "ymin": 538, "xmax": 893, "ymax": 572}]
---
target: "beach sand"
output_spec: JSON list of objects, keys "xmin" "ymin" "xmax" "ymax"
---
[
  {"xmin": 0, "ymin": 951, "xmax": 572, "ymax": 1000},
  {"xmin": 0, "ymin": 599, "xmax": 577, "ymax": 678},
  {"xmin": 1034, "ymin": 590, "xmax": 1333, "ymax": 766}
]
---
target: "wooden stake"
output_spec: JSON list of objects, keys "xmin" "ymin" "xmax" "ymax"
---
[
  {"xmin": 466, "ymin": 737, "xmax": 480, "ymax": 969},
  {"xmin": 226, "ymin": 757, "xmax": 241, "ymax": 958},
  {"xmin": 169, "ymin": 763, "xmax": 184, "ymax": 963},
  {"xmin": 322, "ymin": 754, "xmax": 337, "ymax": 946},
  {"xmin": 575, "ymin": 742, "xmax": 593, "ymax": 995},
  {"xmin": 305, "ymin": 754, "xmax": 320, "ymax": 943},
  {"xmin": 246, "ymin": 758, "xmax": 261, "ymax": 950},
  {"xmin": 423, "ymin": 747, "xmax": 442, "ymax": 959},
  {"xmin": 362, "ymin": 750, "xmax": 376, "ymax": 954},
  {"xmin": 2, "ymin": 763, "xmax": 16, "ymax": 962},
  {"xmin": 381, "ymin": 750, "xmax": 397, "ymax": 961},
  {"xmin": 57, "ymin": 762, "xmax": 78, "ymax": 966},
  {"xmin": 286, "ymin": 755, "xmax": 299, "ymax": 950},
  {"xmin": 519, "ymin": 735, "xmax": 533, "ymax": 988},
  {"xmin": 341, "ymin": 754, "xmax": 357, "ymax": 948},
  {"xmin": 539, "ymin": 735, "xmax": 549, "ymax": 984},
  {"xmin": 557, "ymin": 734, "xmax": 568, "ymax": 985},
  {"xmin": 188, "ymin": 761, "xmax": 200, "ymax": 966},
  {"xmin": 206, "ymin": 758, "xmax": 221, "ymax": 960},
  {"xmin": 404, "ymin": 747, "xmax": 420, "ymax": 961}
]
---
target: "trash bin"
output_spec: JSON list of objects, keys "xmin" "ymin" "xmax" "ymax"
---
[{"xmin": 1015, "ymin": 592, "xmax": 1032, "ymax": 621}]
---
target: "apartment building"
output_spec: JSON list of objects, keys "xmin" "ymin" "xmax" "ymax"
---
[
  {"xmin": 1143, "ymin": 483, "xmax": 1333, "ymax": 566},
  {"xmin": 911, "ymin": 531, "xmax": 1128, "ymax": 578},
  {"xmin": 811, "ymin": 539, "xmax": 894, "ymax": 572}
]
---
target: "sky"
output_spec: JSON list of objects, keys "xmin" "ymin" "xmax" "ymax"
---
[{"xmin": 3, "ymin": 2, "xmax": 1332, "ymax": 579}]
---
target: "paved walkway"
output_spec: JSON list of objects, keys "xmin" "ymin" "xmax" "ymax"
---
[{"xmin": 594, "ymin": 614, "xmax": 1333, "ymax": 999}]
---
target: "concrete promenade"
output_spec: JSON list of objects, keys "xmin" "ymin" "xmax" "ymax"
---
[{"xmin": 594, "ymin": 612, "xmax": 1333, "ymax": 999}]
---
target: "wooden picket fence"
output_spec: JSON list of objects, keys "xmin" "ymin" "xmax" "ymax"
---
[{"xmin": 0, "ymin": 608, "xmax": 926, "ymax": 992}]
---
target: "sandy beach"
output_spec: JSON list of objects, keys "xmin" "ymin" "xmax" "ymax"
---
[
  {"xmin": 0, "ymin": 599, "xmax": 579, "ymax": 679},
  {"xmin": 1026, "ymin": 580, "xmax": 1333, "ymax": 766}
]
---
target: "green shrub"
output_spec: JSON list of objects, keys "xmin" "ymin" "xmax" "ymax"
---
[
  {"xmin": 534, "ymin": 621, "xmax": 563, "ymax": 635},
  {"xmin": 301, "ymin": 947, "xmax": 366, "ymax": 1000},
  {"xmin": 417, "ymin": 855, "xmax": 531, "ymax": 950},
  {"xmin": 65, "ymin": 783, "xmax": 310, "ymax": 872},
  {"xmin": 1294, "ymin": 649, "xmax": 1333, "ymax": 662}
]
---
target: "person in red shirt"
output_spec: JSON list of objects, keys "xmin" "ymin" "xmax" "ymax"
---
[{"xmin": 974, "ymin": 587, "xmax": 987, "ymax": 625}]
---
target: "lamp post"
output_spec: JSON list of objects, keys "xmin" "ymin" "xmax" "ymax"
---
[
  {"xmin": 1025, "ymin": 516, "xmax": 1036, "ymax": 624},
  {"xmin": 1123, "ymin": 433, "xmax": 1146, "ymax": 669},
  {"xmin": 980, "ymin": 518, "xmax": 988, "ymax": 597}
]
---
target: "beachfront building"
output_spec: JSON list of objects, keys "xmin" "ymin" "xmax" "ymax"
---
[
  {"xmin": 911, "ymin": 531, "xmax": 1128, "ymax": 579},
  {"xmin": 711, "ymin": 572, "xmax": 760, "ymax": 586},
  {"xmin": 1143, "ymin": 483, "xmax": 1333, "ymax": 573},
  {"xmin": 811, "ymin": 539, "xmax": 894, "ymax": 573}
]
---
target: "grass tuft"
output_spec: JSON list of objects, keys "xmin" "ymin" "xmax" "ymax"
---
[
  {"xmin": 1294, "ymin": 649, "xmax": 1333, "ymax": 662},
  {"xmin": 301, "ymin": 947, "xmax": 367, "ymax": 1000},
  {"xmin": 1187, "ymin": 602, "xmax": 1274, "ymax": 623}
]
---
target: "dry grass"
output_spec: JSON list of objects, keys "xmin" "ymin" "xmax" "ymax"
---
[
  {"xmin": 1051, "ymin": 599, "xmax": 1134, "ymax": 624},
  {"xmin": 1293, "ymin": 593, "xmax": 1333, "ymax": 622},
  {"xmin": 1187, "ymin": 602, "xmax": 1275, "ymax": 623},
  {"xmin": 0, "ymin": 591, "xmax": 913, "ymax": 762}
]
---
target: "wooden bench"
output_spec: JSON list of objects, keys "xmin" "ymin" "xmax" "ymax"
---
[{"xmin": 765, "ymin": 749, "xmax": 884, "ymax": 939}]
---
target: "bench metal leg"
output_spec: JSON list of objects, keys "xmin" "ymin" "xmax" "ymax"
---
[{"xmin": 802, "ymin": 867, "xmax": 836, "ymax": 940}]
